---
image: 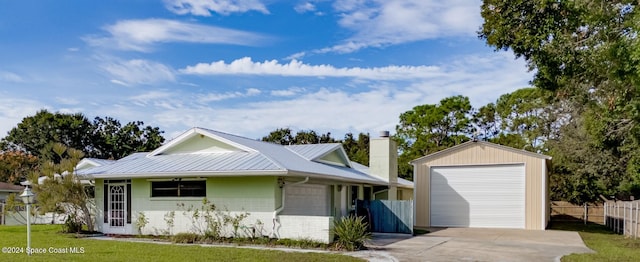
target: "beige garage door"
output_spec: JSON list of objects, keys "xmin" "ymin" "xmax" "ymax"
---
[{"xmin": 430, "ymin": 164, "xmax": 525, "ymax": 228}]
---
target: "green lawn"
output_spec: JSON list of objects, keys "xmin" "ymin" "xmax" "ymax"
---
[
  {"xmin": 0, "ymin": 225, "xmax": 364, "ymax": 262},
  {"xmin": 549, "ymin": 222, "xmax": 640, "ymax": 262}
]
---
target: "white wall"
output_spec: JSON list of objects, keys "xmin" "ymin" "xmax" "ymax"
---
[
  {"xmin": 132, "ymin": 211, "xmax": 334, "ymax": 243},
  {"xmin": 276, "ymin": 216, "xmax": 334, "ymax": 243}
]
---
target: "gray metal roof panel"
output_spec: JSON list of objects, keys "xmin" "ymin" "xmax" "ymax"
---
[
  {"xmin": 285, "ymin": 143, "xmax": 341, "ymax": 160},
  {"xmin": 78, "ymin": 128, "xmax": 390, "ymax": 185},
  {"xmin": 77, "ymin": 152, "xmax": 282, "ymax": 176}
]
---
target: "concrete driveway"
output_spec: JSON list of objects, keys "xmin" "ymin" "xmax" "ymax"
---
[{"xmin": 352, "ymin": 228, "xmax": 594, "ymax": 262}]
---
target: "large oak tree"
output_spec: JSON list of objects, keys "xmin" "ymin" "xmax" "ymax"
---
[{"xmin": 1, "ymin": 110, "xmax": 165, "ymax": 161}]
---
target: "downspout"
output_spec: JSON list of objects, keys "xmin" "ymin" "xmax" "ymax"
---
[{"xmin": 271, "ymin": 177, "xmax": 309, "ymax": 238}]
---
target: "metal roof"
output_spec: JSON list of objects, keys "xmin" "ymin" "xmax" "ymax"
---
[
  {"xmin": 0, "ymin": 182, "xmax": 24, "ymax": 192},
  {"xmin": 286, "ymin": 143, "xmax": 342, "ymax": 160},
  {"xmin": 410, "ymin": 140, "xmax": 552, "ymax": 164},
  {"xmin": 77, "ymin": 127, "xmax": 390, "ymax": 185},
  {"xmin": 83, "ymin": 158, "xmax": 116, "ymax": 166}
]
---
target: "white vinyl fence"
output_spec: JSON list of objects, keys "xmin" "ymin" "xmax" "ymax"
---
[
  {"xmin": 1, "ymin": 203, "xmax": 67, "ymax": 226},
  {"xmin": 604, "ymin": 200, "xmax": 640, "ymax": 239}
]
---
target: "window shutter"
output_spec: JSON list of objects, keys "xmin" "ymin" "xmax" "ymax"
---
[
  {"xmin": 103, "ymin": 184, "xmax": 108, "ymax": 223},
  {"xmin": 126, "ymin": 183, "xmax": 132, "ymax": 224}
]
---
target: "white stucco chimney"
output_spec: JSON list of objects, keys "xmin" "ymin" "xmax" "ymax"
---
[{"xmin": 369, "ymin": 131, "xmax": 398, "ymax": 200}]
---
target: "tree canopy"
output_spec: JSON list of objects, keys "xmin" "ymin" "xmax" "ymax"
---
[
  {"xmin": 262, "ymin": 128, "xmax": 370, "ymax": 166},
  {"xmin": 479, "ymin": 0, "xmax": 640, "ymax": 203},
  {"xmin": 395, "ymin": 96, "xmax": 473, "ymax": 179},
  {"xmin": 0, "ymin": 151, "xmax": 38, "ymax": 183},
  {"xmin": 261, "ymin": 128, "xmax": 338, "ymax": 145},
  {"xmin": 1, "ymin": 110, "xmax": 165, "ymax": 162}
]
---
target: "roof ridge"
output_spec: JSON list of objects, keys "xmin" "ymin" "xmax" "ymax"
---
[{"xmin": 197, "ymin": 127, "xmax": 261, "ymax": 142}]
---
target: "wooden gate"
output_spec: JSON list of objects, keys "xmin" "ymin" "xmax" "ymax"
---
[{"xmin": 357, "ymin": 200, "xmax": 413, "ymax": 234}]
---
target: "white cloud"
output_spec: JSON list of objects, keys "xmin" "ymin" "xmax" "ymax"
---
[
  {"xmin": 284, "ymin": 51, "xmax": 306, "ymax": 61},
  {"xmin": 316, "ymin": 0, "xmax": 481, "ymax": 54},
  {"xmin": 135, "ymin": 53, "xmax": 532, "ymax": 139},
  {"xmin": 101, "ymin": 59, "xmax": 176, "ymax": 86},
  {"xmin": 198, "ymin": 88, "xmax": 262, "ymax": 102},
  {"xmin": 0, "ymin": 52, "xmax": 531, "ymax": 144},
  {"xmin": 55, "ymin": 97, "xmax": 80, "ymax": 105},
  {"xmin": 0, "ymin": 98, "xmax": 44, "ymax": 138},
  {"xmin": 180, "ymin": 57, "xmax": 443, "ymax": 80},
  {"xmin": 128, "ymin": 91, "xmax": 183, "ymax": 109},
  {"xmin": 130, "ymin": 91, "xmax": 173, "ymax": 104},
  {"xmin": 164, "ymin": 0, "xmax": 269, "ymax": 16},
  {"xmin": 294, "ymin": 2, "xmax": 316, "ymax": 13},
  {"xmin": 0, "ymin": 71, "xmax": 24, "ymax": 82},
  {"xmin": 84, "ymin": 18, "xmax": 267, "ymax": 52},
  {"xmin": 271, "ymin": 87, "xmax": 305, "ymax": 97},
  {"xmin": 110, "ymin": 79, "xmax": 129, "ymax": 86}
]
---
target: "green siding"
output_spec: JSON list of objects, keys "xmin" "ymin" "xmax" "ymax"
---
[
  {"xmin": 95, "ymin": 176, "xmax": 280, "ymax": 214},
  {"xmin": 95, "ymin": 179, "xmax": 104, "ymax": 224},
  {"xmin": 320, "ymin": 151, "xmax": 348, "ymax": 166},
  {"xmin": 162, "ymin": 135, "xmax": 240, "ymax": 154},
  {"xmin": 208, "ymin": 177, "xmax": 278, "ymax": 212}
]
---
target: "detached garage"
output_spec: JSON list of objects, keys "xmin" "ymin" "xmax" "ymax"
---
[{"xmin": 411, "ymin": 141, "xmax": 551, "ymax": 230}]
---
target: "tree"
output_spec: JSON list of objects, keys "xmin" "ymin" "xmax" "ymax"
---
[
  {"xmin": 342, "ymin": 132, "xmax": 370, "ymax": 166},
  {"xmin": 472, "ymin": 102, "xmax": 500, "ymax": 141},
  {"xmin": 262, "ymin": 128, "xmax": 370, "ymax": 166},
  {"xmin": 395, "ymin": 95, "xmax": 473, "ymax": 179},
  {"xmin": 261, "ymin": 128, "xmax": 295, "ymax": 145},
  {"xmin": 1, "ymin": 110, "xmax": 165, "ymax": 161},
  {"xmin": 91, "ymin": 117, "xmax": 165, "ymax": 159},
  {"xmin": 29, "ymin": 143, "xmax": 94, "ymax": 231},
  {"xmin": 1, "ymin": 110, "xmax": 93, "ymax": 156},
  {"xmin": 0, "ymin": 151, "xmax": 38, "ymax": 183},
  {"xmin": 479, "ymin": 0, "xmax": 640, "ymax": 202},
  {"xmin": 494, "ymin": 87, "xmax": 557, "ymax": 151},
  {"xmin": 262, "ymin": 128, "xmax": 337, "ymax": 145}
]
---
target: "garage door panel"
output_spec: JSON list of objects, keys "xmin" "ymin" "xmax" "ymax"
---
[{"xmin": 430, "ymin": 164, "xmax": 525, "ymax": 228}]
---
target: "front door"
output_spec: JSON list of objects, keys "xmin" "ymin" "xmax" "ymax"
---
[{"xmin": 109, "ymin": 184, "xmax": 126, "ymax": 227}]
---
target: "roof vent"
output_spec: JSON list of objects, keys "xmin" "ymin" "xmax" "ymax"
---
[{"xmin": 379, "ymin": 131, "xmax": 390, "ymax": 138}]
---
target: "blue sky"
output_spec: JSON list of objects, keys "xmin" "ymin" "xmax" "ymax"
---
[{"xmin": 0, "ymin": 0, "xmax": 532, "ymax": 140}]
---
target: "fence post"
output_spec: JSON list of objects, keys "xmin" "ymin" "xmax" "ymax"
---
[
  {"xmin": 583, "ymin": 203, "xmax": 587, "ymax": 225},
  {"xmin": 633, "ymin": 201, "xmax": 640, "ymax": 239},
  {"xmin": 624, "ymin": 202, "xmax": 628, "ymax": 236},
  {"xmin": 616, "ymin": 202, "xmax": 619, "ymax": 233},
  {"xmin": 604, "ymin": 202, "xmax": 608, "ymax": 227}
]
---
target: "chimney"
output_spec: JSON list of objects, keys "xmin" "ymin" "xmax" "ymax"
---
[{"xmin": 369, "ymin": 131, "xmax": 398, "ymax": 200}]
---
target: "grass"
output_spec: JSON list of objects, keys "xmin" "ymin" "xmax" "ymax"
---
[
  {"xmin": 0, "ymin": 225, "xmax": 364, "ymax": 262},
  {"xmin": 549, "ymin": 221, "xmax": 640, "ymax": 262}
]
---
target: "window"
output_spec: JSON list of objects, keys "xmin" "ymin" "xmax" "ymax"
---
[
  {"xmin": 151, "ymin": 180, "xmax": 206, "ymax": 197},
  {"xmin": 350, "ymin": 185, "xmax": 359, "ymax": 206}
]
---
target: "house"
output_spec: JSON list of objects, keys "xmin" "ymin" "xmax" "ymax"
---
[
  {"xmin": 77, "ymin": 127, "xmax": 413, "ymax": 243},
  {"xmin": 0, "ymin": 182, "xmax": 25, "ymax": 225},
  {"xmin": 410, "ymin": 140, "xmax": 551, "ymax": 230},
  {"xmin": 0, "ymin": 182, "xmax": 24, "ymax": 203}
]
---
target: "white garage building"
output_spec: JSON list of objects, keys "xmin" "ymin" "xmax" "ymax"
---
[{"xmin": 411, "ymin": 140, "xmax": 551, "ymax": 230}]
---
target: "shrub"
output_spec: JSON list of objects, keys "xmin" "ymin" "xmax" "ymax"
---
[
  {"xmin": 331, "ymin": 216, "xmax": 371, "ymax": 251},
  {"xmin": 62, "ymin": 214, "xmax": 83, "ymax": 233},
  {"xmin": 135, "ymin": 212, "xmax": 149, "ymax": 235},
  {"xmin": 171, "ymin": 233, "xmax": 201, "ymax": 243}
]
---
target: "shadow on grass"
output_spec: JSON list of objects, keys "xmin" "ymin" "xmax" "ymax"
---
[{"xmin": 548, "ymin": 219, "xmax": 614, "ymax": 235}]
